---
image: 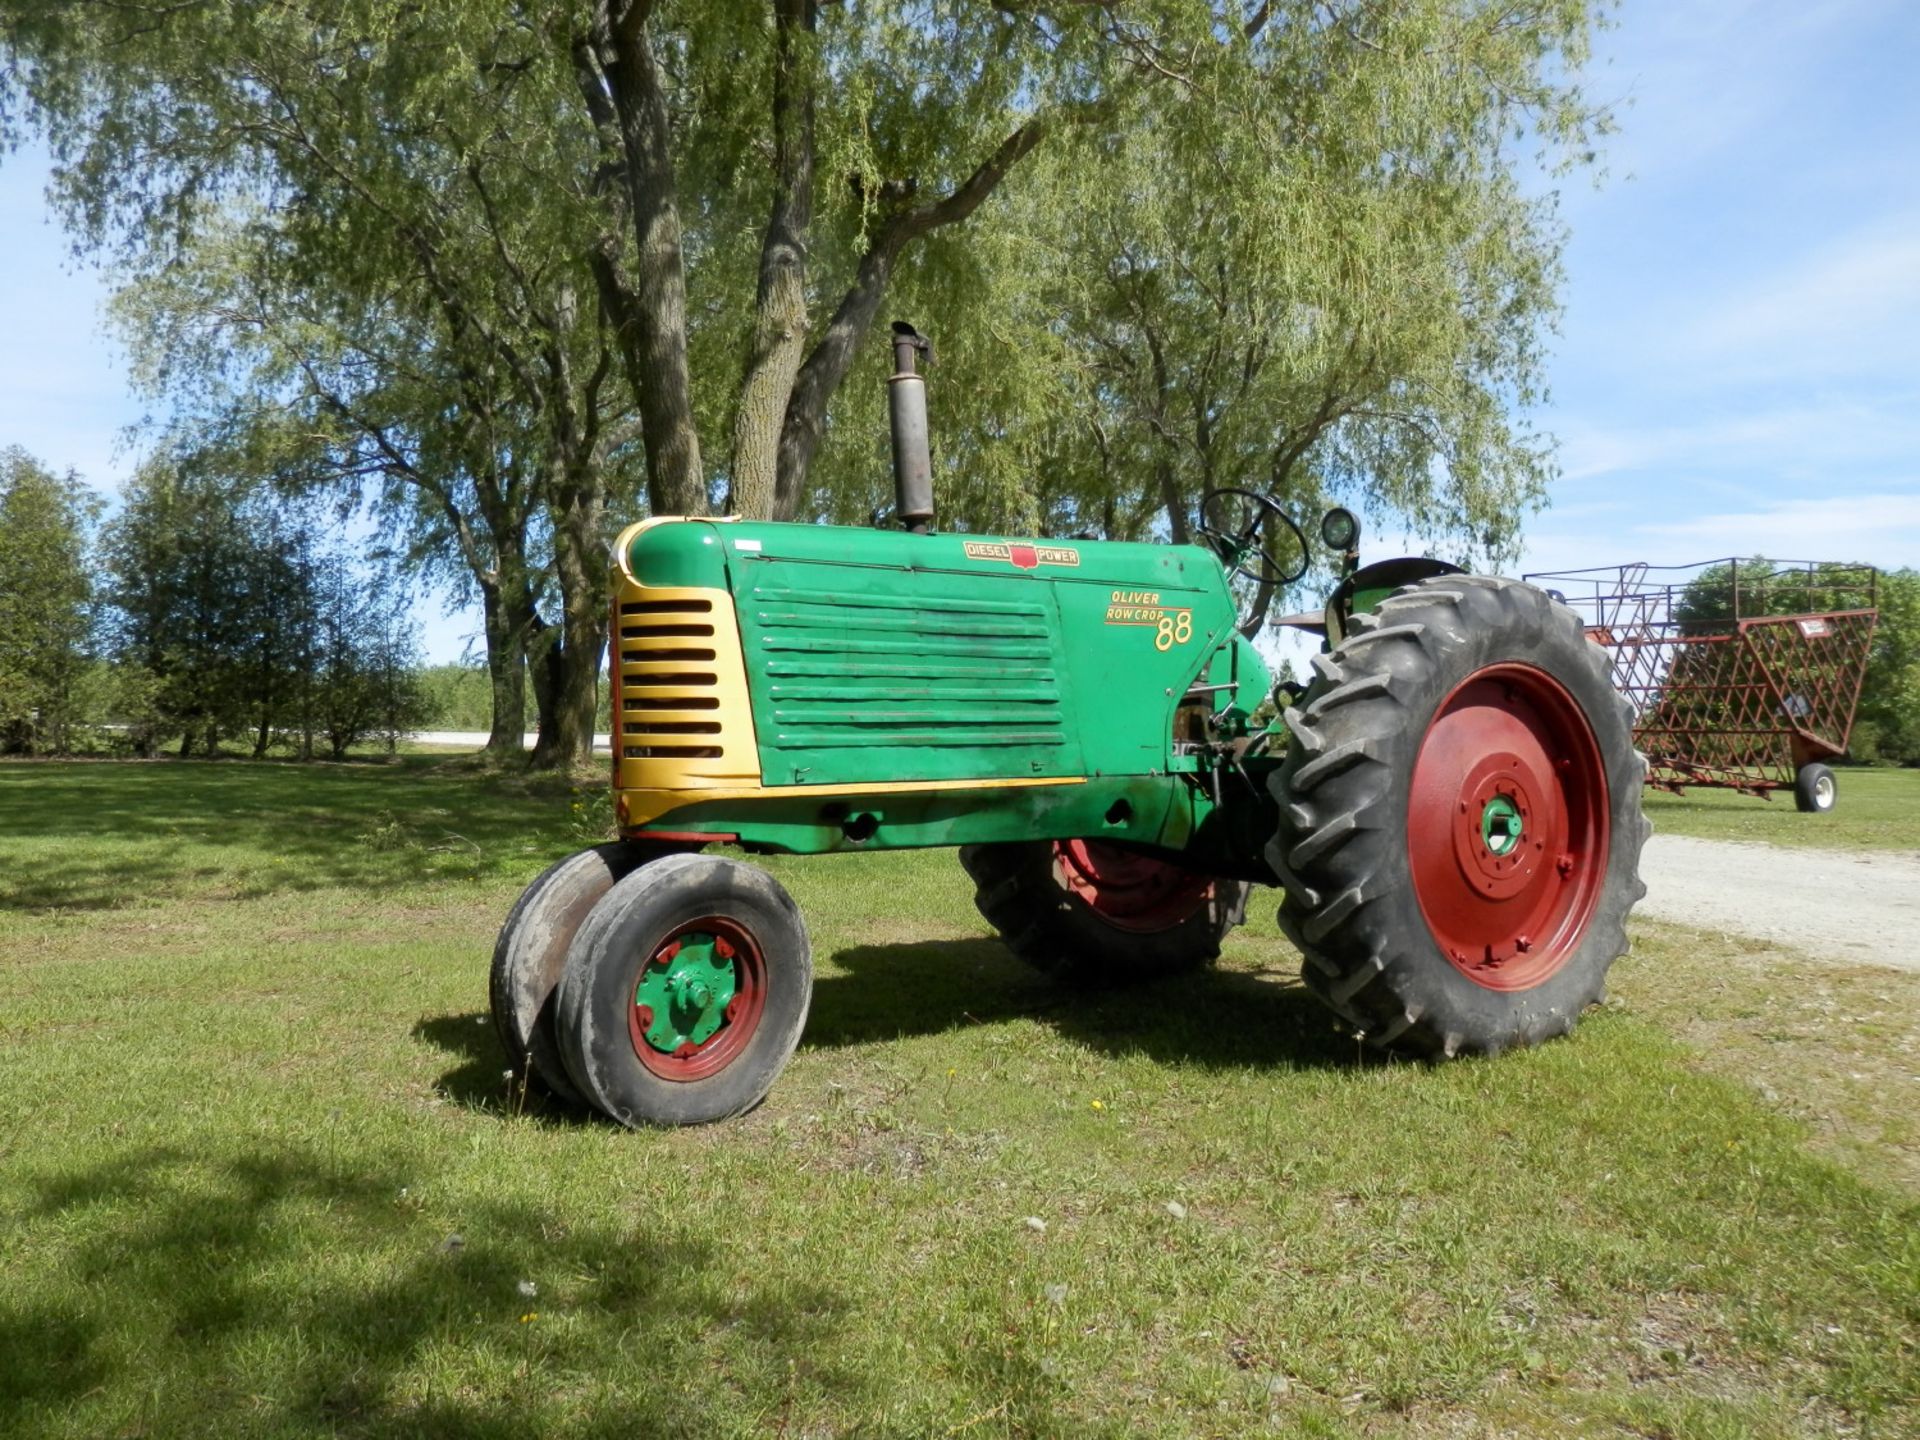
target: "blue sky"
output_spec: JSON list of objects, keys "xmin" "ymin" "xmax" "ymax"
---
[{"xmin": 2, "ymin": 0, "xmax": 1916, "ymax": 662}]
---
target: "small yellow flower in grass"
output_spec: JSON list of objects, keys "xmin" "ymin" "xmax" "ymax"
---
[
  {"xmin": 519, "ymin": 1312, "xmax": 538, "ymax": 1324},
  {"xmin": 1089, "ymin": 1099, "xmax": 1104, "ymax": 1112}
]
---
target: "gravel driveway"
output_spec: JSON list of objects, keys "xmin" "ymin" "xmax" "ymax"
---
[{"xmin": 1638, "ymin": 835, "xmax": 1920, "ymax": 972}]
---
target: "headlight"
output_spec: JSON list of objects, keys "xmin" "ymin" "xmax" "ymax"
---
[{"xmin": 1320, "ymin": 507, "xmax": 1360, "ymax": 552}]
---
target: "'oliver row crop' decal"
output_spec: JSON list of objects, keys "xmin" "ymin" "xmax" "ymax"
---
[{"xmin": 1106, "ymin": 590, "xmax": 1193, "ymax": 650}]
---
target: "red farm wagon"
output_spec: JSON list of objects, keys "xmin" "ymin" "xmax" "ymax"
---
[{"xmin": 1523, "ymin": 559, "xmax": 1879, "ymax": 811}]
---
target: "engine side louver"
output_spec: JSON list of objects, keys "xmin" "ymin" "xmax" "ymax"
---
[{"xmin": 738, "ymin": 582, "xmax": 1079, "ymax": 785}]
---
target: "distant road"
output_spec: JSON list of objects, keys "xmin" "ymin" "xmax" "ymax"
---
[
  {"xmin": 1639, "ymin": 835, "xmax": 1920, "ymax": 973},
  {"xmin": 410, "ymin": 730, "xmax": 613, "ymax": 752}
]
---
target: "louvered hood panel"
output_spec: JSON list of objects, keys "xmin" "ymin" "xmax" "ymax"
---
[{"xmin": 737, "ymin": 578, "xmax": 1082, "ymax": 786}]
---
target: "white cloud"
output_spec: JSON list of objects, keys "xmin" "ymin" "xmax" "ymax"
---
[
  {"xmin": 1635, "ymin": 492, "xmax": 1920, "ymax": 562},
  {"xmin": 1685, "ymin": 219, "xmax": 1920, "ymax": 373},
  {"xmin": 1519, "ymin": 491, "xmax": 1920, "ymax": 580},
  {"xmin": 1556, "ymin": 396, "xmax": 1920, "ymax": 484}
]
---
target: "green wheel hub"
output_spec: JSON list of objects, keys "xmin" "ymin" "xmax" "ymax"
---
[
  {"xmin": 1480, "ymin": 793, "xmax": 1523, "ymax": 857},
  {"xmin": 634, "ymin": 932, "xmax": 739, "ymax": 1054}
]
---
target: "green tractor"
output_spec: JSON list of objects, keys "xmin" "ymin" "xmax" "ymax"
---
[{"xmin": 492, "ymin": 326, "xmax": 1649, "ymax": 1127}]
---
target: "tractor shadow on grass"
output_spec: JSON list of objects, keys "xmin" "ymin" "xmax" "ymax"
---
[
  {"xmin": 410, "ymin": 1012, "xmax": 601, "ymax": 1124},
  {"xmin": 421, "ymin": 936, "xmax": 1356, "ymax": 1118},
  {"xmin": 806, "ymin": 938, "xmax": 1358, "ymax": 1072}
]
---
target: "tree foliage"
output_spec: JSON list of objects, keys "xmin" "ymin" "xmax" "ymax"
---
[
  {"xmin": 3, "ymin": 0, "xmax": 1613, "ymax": 750},
  {"xmin": 103, "ymin": 462, "xmax": 427, "ymax": 758},
  {"xmin": 1856, "ymin": 568, "xmax": 1920, "ymax": 765},
  {"xmin": 0, "ymin": 446, "xmax": 96, "ymax": 754}
]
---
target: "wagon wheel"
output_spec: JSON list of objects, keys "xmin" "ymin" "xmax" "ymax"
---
[
  {"xmin": 960, "ymin": 839, "xmax": 1247, "ymax": 986},
  {"xmin": 1794, "ymin": 762, "xmax": 1837, "ymax": 813},
  {"xmin": 1269, "ymin": 575, "xmax": 1650, "ymax": 1056},
  {"xmin": 554, "ymin": 854, "xmax": 812, "ymax": 1126}
]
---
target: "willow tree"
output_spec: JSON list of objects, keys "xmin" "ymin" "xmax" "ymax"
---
[
  {"xmin": 804, "ymin": 0, "xmax": 1607, "ymax": 595},
  {"xmin": 3, "ymin": 2, "xmax": 643, "ymax": 763},
  {"xmin": 3, "ymin": 0, "xmax": 1609, "ymax": 764}
]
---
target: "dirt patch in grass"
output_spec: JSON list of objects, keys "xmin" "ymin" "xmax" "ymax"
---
[{"xmin": 1617, "ymin": 921, "xmax": 1920, "ymax": 1192}]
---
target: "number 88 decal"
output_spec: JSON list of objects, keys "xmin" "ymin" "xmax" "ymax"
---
[{"xmin": 1154, "ymin": 610, "xmax": 1193, "ymax": 651}]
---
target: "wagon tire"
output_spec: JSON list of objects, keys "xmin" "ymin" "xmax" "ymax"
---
[
  {"xmin": 555, "ymin": 854, "xmax": 811, "ymax": 1127},
  {"xmin": 1794, "ymin": 762, "xmax": 1837, "ymax": 813},
  {"xmin": 960, "ymin": 840, "xmax": 1247, "ymax": 987},
  {"xmin": 1269, "ymin": 575, "xmax": 1649, "ymax": 1057},
  {"xmin": 490, "ymin": 843, "xmax": 652, "ymax": 1106}
]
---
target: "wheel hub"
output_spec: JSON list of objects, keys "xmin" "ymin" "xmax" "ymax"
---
[
  {"xmin": 634, "ymin": 933, "xmax": 738, "ymax": 1054},
  {"xmin": 627, "ymin": 916, "xmax": 766, "ymax": 1080},
  {"xmin": 1408, "ymin": 664, "xmax": 1610, "ymax": 991},
  {"xmin": 1481, "ymin": 794, "xmax": 1522, "ymax": 856},
  {"xmin": 1053, "ymin": 838, "xmax": 1215, "ymax": 934}
]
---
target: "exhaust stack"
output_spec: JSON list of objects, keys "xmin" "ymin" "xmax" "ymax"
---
[{"xmin": 888, "ymin": 320, "xmax": 933, "ymax": 534}]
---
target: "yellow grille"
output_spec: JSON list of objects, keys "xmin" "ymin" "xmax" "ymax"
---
[{"xmin": 612, "ymin": 585, "xmax": 761, "ymax": 793}]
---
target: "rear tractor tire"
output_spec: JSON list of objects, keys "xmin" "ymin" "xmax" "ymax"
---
[
  {"xmin": 1794, "ymin": 762, "xmax": 1837, "ymax": 813},
  {"xmin": 1270, "ymin": 575, "xmax": 1649, "ymax": 1057},
  {"xmin": 490, "ymin": 842, "xmax": 651, "ymax": 1105},
  {"xmin": 555, "ymin": 854, "xmax": 812, "ymax": 1127},
  {"xmin": 961, "ymin": 839, "xmax": 1247, "ymax": 987}
]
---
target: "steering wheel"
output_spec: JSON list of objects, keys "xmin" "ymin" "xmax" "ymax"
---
[{"xmin": 1198, "ymin": 487, "xmax": 1310, "ymax": 589}]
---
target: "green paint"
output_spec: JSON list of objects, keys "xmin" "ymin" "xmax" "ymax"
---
[
  {"xmin": 1481, "ymin": 794, "xmax": 1522, "ymax": 856},
  {"xmin": 626, "ymin": 519, "xmax": 1273, "ymax": 790},
  {"xmin": 634, "ymin": 933, "xmax": 737, "ymax": 1053},
  {"xmin": 617, "ymin": 520, "xmax": 1428, "ymax": 879}
]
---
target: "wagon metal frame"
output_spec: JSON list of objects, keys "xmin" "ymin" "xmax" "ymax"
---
[{"xmin": 1523, "ymin": 558, "xmax": 1879, "ymax": 799}]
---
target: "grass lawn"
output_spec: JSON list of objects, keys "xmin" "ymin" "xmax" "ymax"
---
[
  {"xmin": 1644, "ymin": 766, "xmax": 1920, "ymax": 851},
  {"xmin": 1, "ymin": 758, "xmax": 1915, "ymax": 1439}
]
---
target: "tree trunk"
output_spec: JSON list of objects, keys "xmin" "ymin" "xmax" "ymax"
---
[
  {"xmin": 729, "ymin": 0, "xmax": 815, "ymax": 520},
  {"xmin": 480, "ymin": 582, "xmax": 528, "ymax": 760},
  {"xmin": 529, "ymin": 486, "xmax": 609, "ymax": 771},
  {"xmin": 601, "ymin": 10, "xmax": 706, "ymax": 516},
  {"xmin": 773, "ymin": 119, "xmax": 1051, "ymax": 518},
  {"xmin": 1157, "ymin": 456, "xmax": 1190, "ymax": 544},
  {"xmin": 773, "ymin": 232, "xmax": 907, "ymax": 519}
]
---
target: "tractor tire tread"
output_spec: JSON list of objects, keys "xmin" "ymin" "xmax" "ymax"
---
[{"xmin": 1267, "ymin": 574, "xmax": 1649, "ymax": 1058}]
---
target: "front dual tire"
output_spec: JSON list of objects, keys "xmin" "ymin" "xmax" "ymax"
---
[{"xmin": 489, "ymin": 850, "xmax": 812, "ymax": 1127}]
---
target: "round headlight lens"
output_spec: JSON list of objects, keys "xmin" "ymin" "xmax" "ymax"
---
[{"xmin": 1320, "ymin": 507, "xmax": 1360, "ymax": 551}]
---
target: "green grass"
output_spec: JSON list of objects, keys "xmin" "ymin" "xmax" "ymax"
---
[
  {"xmin": 1, "ymin": 759, "xmax": 1916, "ymax": 1439},
  {"xmin": 1644, "ymin": 766, "xmax": 1920, "ymax": 850}
]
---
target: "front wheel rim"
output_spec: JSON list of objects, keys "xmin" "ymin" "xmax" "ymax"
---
[
  {"xmin": 1407, "ymin": 663, "xmax": 1611, "ymax": 992},
  {"xmin": 627, "ymin": 915, "xmax": 768, "ymax": 1081}
]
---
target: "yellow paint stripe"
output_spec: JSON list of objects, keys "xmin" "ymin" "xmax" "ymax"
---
[{"xmin": 619, "ymin": 775, "xmax": 1085, "ymax": 830}]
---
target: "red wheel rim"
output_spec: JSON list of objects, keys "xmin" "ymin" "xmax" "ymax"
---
[
  {"xmin": 1053, "ymin": 838, "xmax": 1216, "ymax": 934},
  {"xmin": 627, "ymin": 915, "xmax": 768, "ymax": 1081},
  {"xmin": 1407, "ymin": 663, "xmax": 1610, "ymax": 991}
]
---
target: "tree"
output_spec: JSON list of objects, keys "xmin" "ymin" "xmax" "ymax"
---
[
  {"xmin": 310, "ymin": 549, "xmax": 431, "ymax": 760},
  {"xmin": 0, "ymin": 447, "xmax": 96, "ymax": 754},
  {"xmin": 789, "ymin": 0, "xmax": 1609, "ymax": 588},
  {"xmin": 1855, "ymin": 568, "xmax": 1919, "ymax": 765},
  {"xmin": 6, "ymin": 0, "xmax": 1612, "ymax": 750},
  {"xmin": 102, "ymin": 459, "xmax": 428, "ymax": 759}
]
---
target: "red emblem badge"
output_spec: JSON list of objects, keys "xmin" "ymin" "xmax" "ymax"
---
[{"xmin": 1008, "ymin": 543, "xmax": 1040, "ymax": 570}]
